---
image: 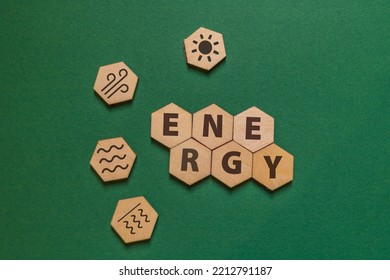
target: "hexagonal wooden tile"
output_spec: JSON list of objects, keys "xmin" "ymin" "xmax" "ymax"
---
[
  {"xmin": 233, "ymin": 106, "xmax": 274, "ymax": 152},
  {"xmin": 111, "ymin": 196, "xmax": 158, "ymax": 244},
  {"xmin": 211, "ymin": 141, "xmax": 252, "ymax": 188},
  {"xmin": 252, "ymin": 143, "xmax": 294, "ymax": 191},
  {"xmin": 184, "ymin": 27, "xmax": 226, "ymax": 71},
  {"xmin": 169, "ymin": 138, "xmax": 211, "ymax": 186},
  {"xmin": 94, "ymin": 61, "xmax": 138, "ymax": 105},
  {"xmin": 192, "ymin": 104, "xmax": 233, "ymax": 150},
  {"xmin": 90, "ymin": 137, "xmax": 136, "ymax": 182},
  {"xmin": 151, "ymin": 103, "xmax": 192, "ymax": 149}
]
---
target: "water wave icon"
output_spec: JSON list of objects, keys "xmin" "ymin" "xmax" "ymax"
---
[
  {"xmin": 123, "ymin": 221, "xmax": 136, "ymax": 234},
  {"xmin": 99, "ymin": 154, "xmax": 127, "ymax": 164},
  {"xmin": 97, "ymin": 144, "xmax": 124, "ymax": 154},
  {"xmin": 138, "ymin": 209, "xmax": 150, "ymax": 222},
  {"xmin": 102, "ymin": 164, "xmax": 129, "ymax": 174}
]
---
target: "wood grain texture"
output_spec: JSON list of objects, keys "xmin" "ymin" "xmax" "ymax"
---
[
  {"xmin": 90, "ymin": 137, "xmax": 136, "ymax": 182},
  {"xmin": 184, "ymin": 27, "xmax": 226, "ymax": 71},
  {"xmin": 93, "ymin": 61, "xmax": 138, "ymax": 105},
  {"xmin": 211, "ymin": 141, "xmax": 252, "ymax": 188},
  {"xmin": 233, "ymin": 106, "xmax": 274, "ymax": 152},
  {"xmin": 252, "ymin": 143, "xmax": 294, "ymax": 191},
  {"xmin": 151, "ymin": 103, "xmax": 192, "ymax": 148},
  {"xmin": 111, "ymin": 196, "xmax": 158, "ymax": 244},
  {"xmin": 192, "ymin": 104, "xmax": 233, "ymax": 150},
  {"xmin": 169, "ymin": 138, "xmax": 211, "ymax": 186}
]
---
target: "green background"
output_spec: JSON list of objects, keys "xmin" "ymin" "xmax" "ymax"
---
[{"xmin": 1, "ymin": 0, "xmax": 389, "ymax": 260}]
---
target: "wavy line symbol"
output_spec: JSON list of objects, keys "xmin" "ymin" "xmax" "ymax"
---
[
  {"xmin": 101, "ymin": 68, "xmax": 129, "ymax": 99},
  {"xmin": 117, "ymin": 203, "xmax": 140, "ymax": 222},
  {"xmin": 131, "ymin": 215, "xmax": 143, "ymax": 228},
  {"xmin": 102, "ymin": 164, "xmax": 129, "ymax": 174},
  {"xmin": 99, "ymin": 154, "xmax": 126, "ymax": 164},
  {"xmin": 97, "ymin": 144, "xmax": 124, "ymax": 154},
  {"xmin": 138, "ymin": 209, "xmax": 150, "ymax": 222},
  {"xmin": 123, "ymin": 221, "xmax": 136, "ymax": 234}
]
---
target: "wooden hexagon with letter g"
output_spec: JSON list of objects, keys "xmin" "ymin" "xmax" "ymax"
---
[
  {"xmin": 94, "ymin": 61, "xmax": 138, "ymax": 105},
  {"xmin": 211, "ymin": 141, "xmax": 253, "ymax": 188},
  {"xmin": 111, "ymin": 196, "xmax": 158, "ymax": 244}
]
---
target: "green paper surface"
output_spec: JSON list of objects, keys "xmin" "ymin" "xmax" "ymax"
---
[{"xmin": 0, "ymin": 0, "xmax": 389, "ymax": 259}]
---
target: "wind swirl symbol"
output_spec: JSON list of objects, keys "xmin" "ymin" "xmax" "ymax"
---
[{"xmin": 101, "ymin": 68, "xmax": 129, "ymax": 99}]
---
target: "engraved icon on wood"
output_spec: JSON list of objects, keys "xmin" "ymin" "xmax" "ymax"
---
[
  {"xmin": 94, "ymin": 61, "xmax": 138, "ymax": 105},
  {"xmin": 90, "ymin": 137, "xmax": 136, "ymax": 182},
  {"xmin": 184, "ymin": 27, "xmax": 226, "ymax": 71},
  {"xmin": 111, "ymin": 196, "xmax": 158, "ymax": 244}
]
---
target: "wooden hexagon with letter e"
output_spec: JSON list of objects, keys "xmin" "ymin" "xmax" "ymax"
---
[
  {"xmin": 151, "ymin": 103, "xmax": 192, "ymax": 149},
  {"xmin": 111, "ymin": 196, "xmax": 158, "ymax": 244},
  {"xmin": 253, "ymin": 143, "xmax": 294, "ymax": 191},
  {"xmin": 94, "ymin": 61, "xmax": 138, "ymax": 105},
  {"xmin": 233, "ymin": 106, "xmax": 274, "ymax": 152},
  {"xmin": 211, "ymin": 141, "xmax": 252, "ymax": 188},
  {"xmin": 192, "ymin": 104, "xmax": 233, "ymax": 150},
  {"xmin": 184, "ymin": 27, "xmax": 226, "ymax": 71},
  {"xmin": 90, "ymin": 137, "xmax": 136, "ymax": 182},
  {"xmin": 169, "ymin": 138, "xmax": 211, "ymax": 186}
]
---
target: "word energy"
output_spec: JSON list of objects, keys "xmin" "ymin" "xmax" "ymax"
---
[{"xmin": 151, "ymin": 103, "xmax": 294, "ymax": 191}]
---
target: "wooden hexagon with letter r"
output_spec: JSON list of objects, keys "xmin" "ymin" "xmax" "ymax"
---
[
  {"xmin": 192, "ymin": 104, "xmax": 233, "ymax": 150},
  {"xmin": 184, "ymin": 27, "xmax": 226, "ymax": 71},
  {"xmin": 111, "ymin": 196, "xmax": 158, "ymax": 244},
  {"xmin": 211, "ymin": 141, "xmax": 252, "ymax": 188},
  {"xmin": 253, "ymin": 143, "xmax": 294, "ymax": 191},
  {"xmin": 90, "ymin": 137, "xmax": 136, "ymax": 182},
  {"xmin": 94, "ymin": 61, "xmax": 138, "ymax": 105},
  {"xmin": 169, "ymin": 138, "xmax": 211, "ymax": 186},
  {"xmin": 151, "ymin": 103, "xmax": 192, "ymax": 149},
  {"xmin": 233, "ymin": 106, "xmax": 274, "ymax": 152}
]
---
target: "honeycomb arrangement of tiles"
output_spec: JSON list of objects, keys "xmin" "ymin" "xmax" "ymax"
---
[
  {"xmin": 151, "ymin": 103, "xmax": 294, "ymax": 191},
  {"xmin": 90, "ymin": 27, "xmax": 295, "ymax": 245}
]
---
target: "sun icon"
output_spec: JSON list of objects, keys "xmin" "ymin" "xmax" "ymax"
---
[
  {"xmin": 191, "ymin": 34, "xmax": 220, "ymax": 62},
  {"xmin": 184, "ymin": 27, "xmax": 226, "ymax": 71}
]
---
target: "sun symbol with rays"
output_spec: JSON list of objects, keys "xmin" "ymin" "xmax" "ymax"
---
[{"xmin": 191, "ymin": 33, "xmax": 220, "ymax": 62}]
